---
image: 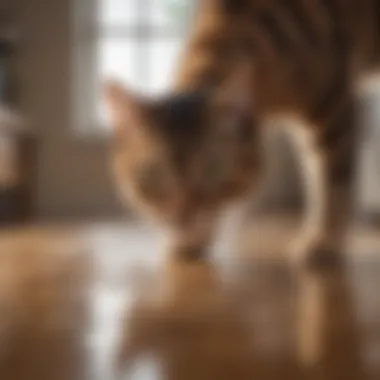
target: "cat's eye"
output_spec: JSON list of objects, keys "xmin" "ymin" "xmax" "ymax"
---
[
  {"xmin": 219, "ymin": 113, "xmax": 252, "ymax": 142},
  {"xmin": 237, "ymin": 117, "xmax": 253, "ymax": 141},
  {"xmin": 135, "ymin": 162, "xmax": 172, "ymax": 199}
]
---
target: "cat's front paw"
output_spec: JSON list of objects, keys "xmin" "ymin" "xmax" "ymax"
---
[{"xmin": 287, "ymin": 234, "xmax": 343, "ymax": 271}]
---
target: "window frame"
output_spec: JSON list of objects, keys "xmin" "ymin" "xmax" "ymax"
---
[{"xmin": 72, "ymin": 0, "xmax": 195, "ymax": 137}]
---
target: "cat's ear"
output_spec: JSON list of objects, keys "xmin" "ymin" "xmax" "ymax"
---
[
  {"xmin": 103, "ymin": 79, "xmax": 144, "ymax": 135},
  {"xmin": 215, "ymin": 60, "xmax": 252, "ymax": 114}
]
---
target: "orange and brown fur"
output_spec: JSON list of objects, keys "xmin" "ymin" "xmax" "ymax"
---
[{"xmin": 104, "ymin": 0, "xmax": 380, "ymax": 266}]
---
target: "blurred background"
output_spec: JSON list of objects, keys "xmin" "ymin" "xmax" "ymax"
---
[
  {"xmin": 0, "ymin": 0, "xmax": 378, "ymax": 226},
  {"xmin": 0, "ymin": 0, "xmax": 379, "ymax": 225}
]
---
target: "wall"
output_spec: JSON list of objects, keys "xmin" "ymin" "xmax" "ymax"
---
[{"xmin": 14, "ymin": 0, "xmax": 124, "ymax": 219}]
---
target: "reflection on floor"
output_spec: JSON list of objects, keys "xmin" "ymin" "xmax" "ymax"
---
[{"xmin": 0, "ymin": 215, "xmax": 379, "ymax": 380}]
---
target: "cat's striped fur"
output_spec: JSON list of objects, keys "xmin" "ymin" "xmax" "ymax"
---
[
  {"xmin": 105, "ymin": 0, "xmax": 380, "ymax": 265},
  {"xmin": 172, "ymin": 0, "xmax": 380, "ymax": 265}
]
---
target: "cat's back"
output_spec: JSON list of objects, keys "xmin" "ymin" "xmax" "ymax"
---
[
  {"xmin": 176, "ymin": 0, "xmax": 380, "ymax": 119},
  {"xmin": 237, "ymin": 0, "xmax": 377, "ymax": 67},
  {"xmin": 235, "ymin": 0, "xmax": 378, "ymax": 115}
]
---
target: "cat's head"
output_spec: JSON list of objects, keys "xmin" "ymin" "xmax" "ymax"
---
[{"xmin": 103, "ymin": 65, "xmax": 261, "ymax": 232}]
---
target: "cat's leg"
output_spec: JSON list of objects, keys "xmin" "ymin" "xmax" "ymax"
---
[
  {"xmin": 212, "ymin": 174, "xmax": 270, "ymax": 259},
  {"xmin": 288, "ymin": 100, "xmax": 359, "ymax": 268},
  {"xmin": 211, "ymin": 198, "xmax": 253, "ymax": 259}
]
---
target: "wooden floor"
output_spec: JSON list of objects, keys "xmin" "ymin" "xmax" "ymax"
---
[{"xmin": 0, "ymin": 215, "xmax": 379, "ymax": 380}]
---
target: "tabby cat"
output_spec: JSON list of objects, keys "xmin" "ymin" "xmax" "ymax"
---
[{"xmin": 104, "ymin": 0, "xmax": 380, "ymax": 267}]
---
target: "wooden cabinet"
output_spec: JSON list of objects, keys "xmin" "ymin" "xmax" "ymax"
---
[
  {"xmin": 0, "ymin": 112, "xmax": 36, "ymax": 225},
  {"xmin": 0, "ymin": 7, "xmax": 33, "ymax": 226}
]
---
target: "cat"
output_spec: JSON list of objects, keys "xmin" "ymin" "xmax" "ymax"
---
[{"xmin": 104, "ymin": 0, "xmax": 380, "ymax": 267}]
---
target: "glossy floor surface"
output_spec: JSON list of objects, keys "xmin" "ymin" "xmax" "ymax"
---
[{"xmin": 0, "ymin": 215, "xmax": 379, "ymax": 380}]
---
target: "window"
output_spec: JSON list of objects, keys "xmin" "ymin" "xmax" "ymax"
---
[{"xmin": 72, "ymin": 0, "xmax": 196, "ymax": 135}]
